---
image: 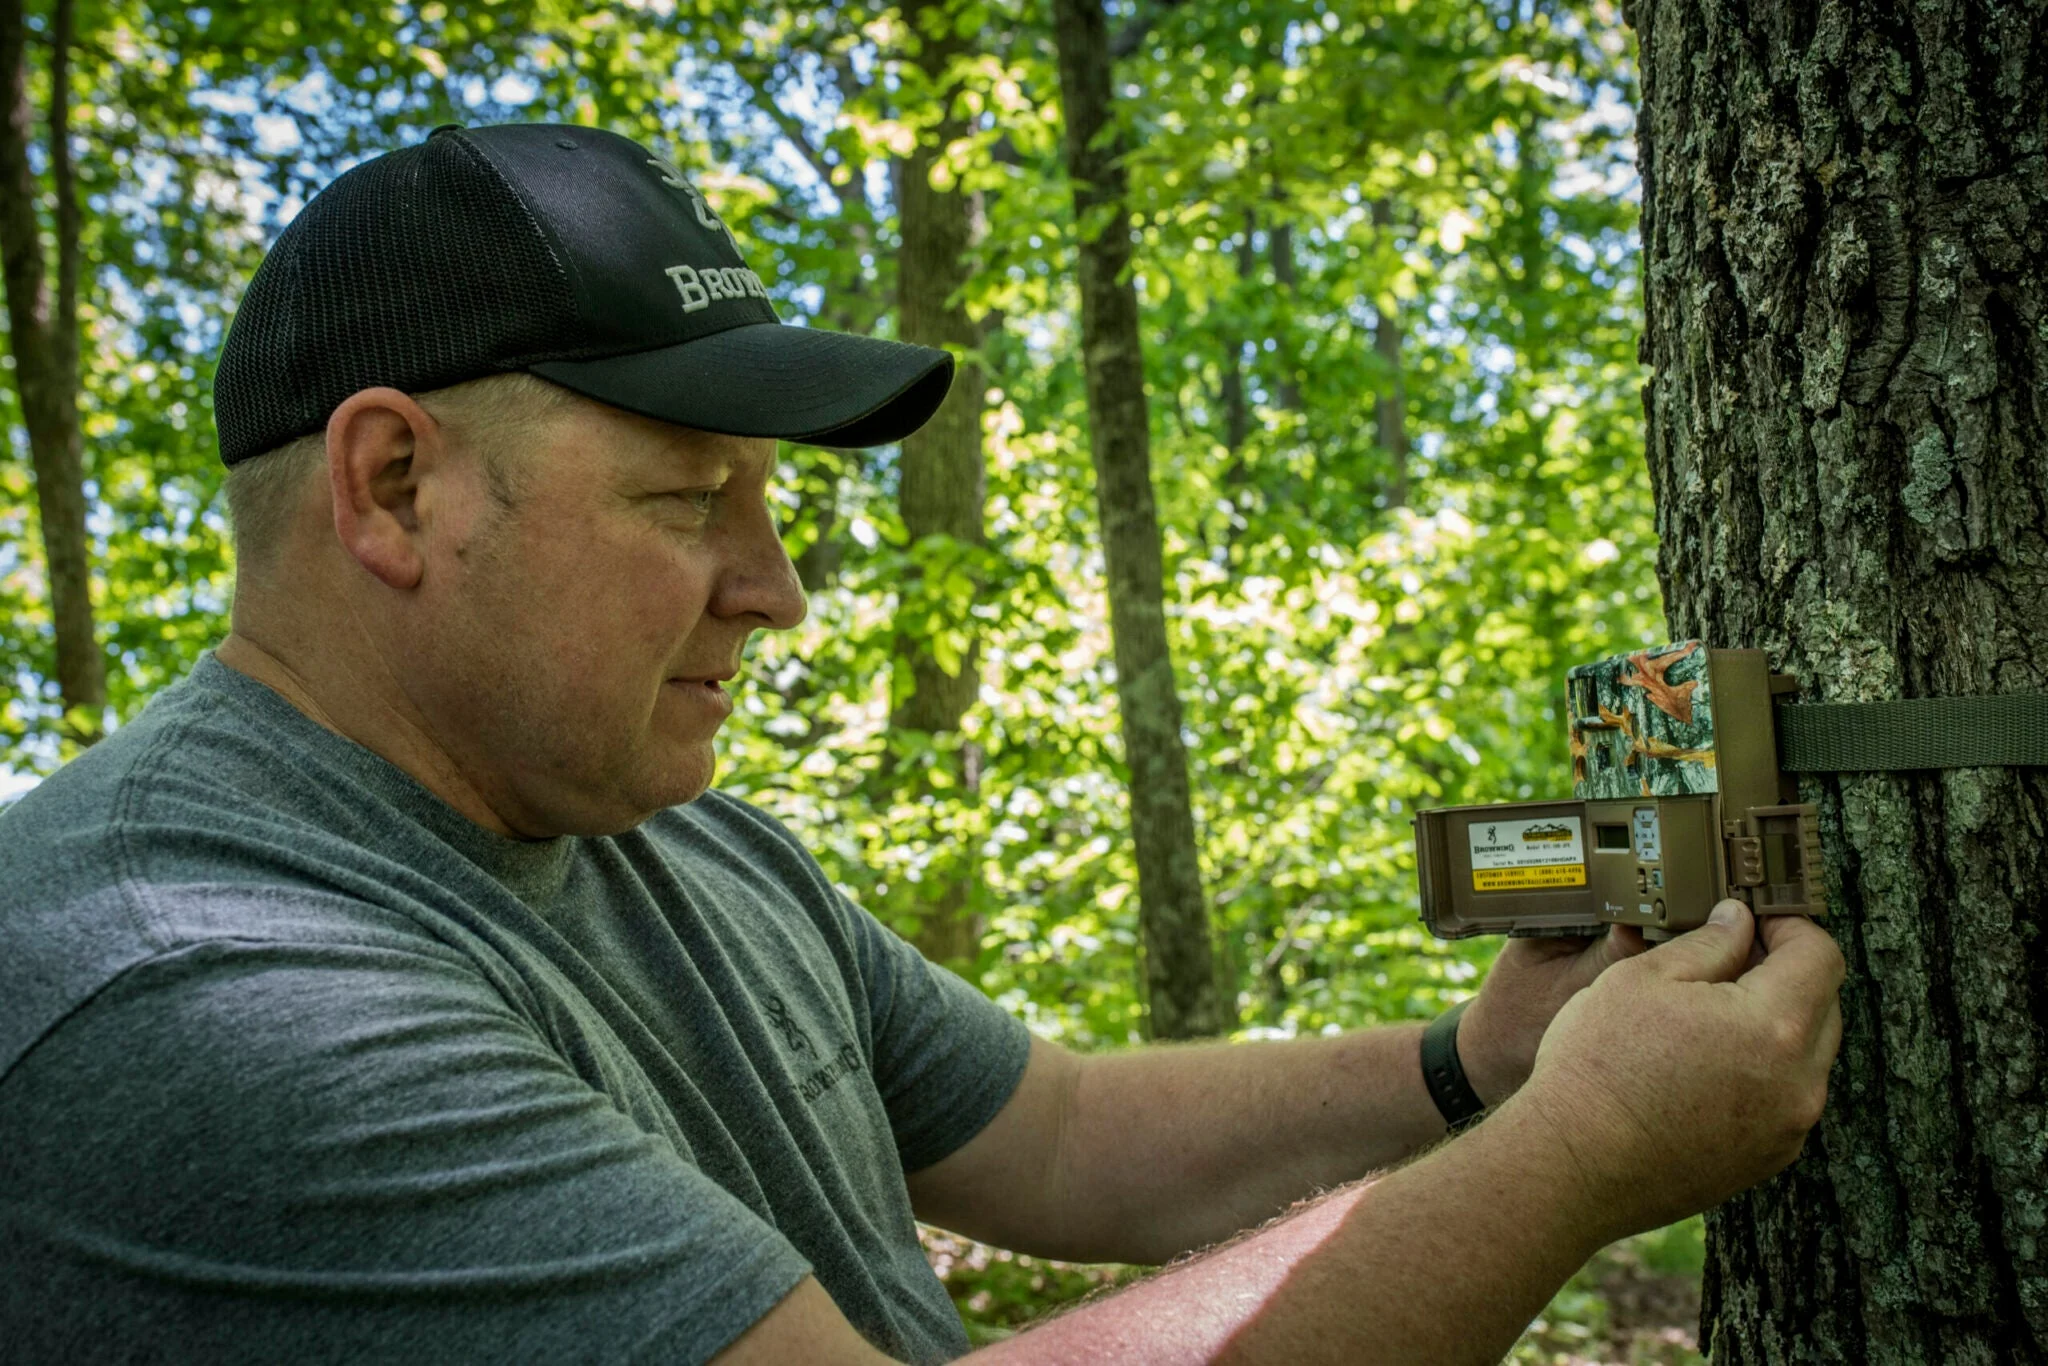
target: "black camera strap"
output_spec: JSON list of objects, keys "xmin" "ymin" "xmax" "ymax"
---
[{"xmin": 1776, "ymin": 693, "xmax": 2048, "ymax": 772}]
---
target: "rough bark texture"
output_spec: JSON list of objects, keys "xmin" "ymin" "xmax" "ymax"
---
[
  {"xmin": 1630, "ymin": 1, "xmax": 2048, "ymax": 1359},
  {"xmin": 891, "ymin": 0, "xmax": 988, "ymax": 969},
  {"xmin": 0, "ymin": 0, "xmax": 103, "ymax": 740},
  {"xmin": 1051, "ymin": 0, "xmax": 1224, "ymax": 1040}
]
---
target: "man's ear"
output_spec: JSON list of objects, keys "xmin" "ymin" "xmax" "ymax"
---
[{"xmin": 326, "ymin": 387, "xmax": 444, "ymax": 590}]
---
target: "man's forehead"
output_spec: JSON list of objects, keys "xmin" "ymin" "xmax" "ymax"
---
[{"xmin": 569, "ymin": 399, "xmax": 775, "ymax": 478}]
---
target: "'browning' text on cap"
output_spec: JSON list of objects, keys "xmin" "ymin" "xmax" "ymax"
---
[{"xmin": 213, "ymin": 122, "xmax": 955, "ymax": 466}]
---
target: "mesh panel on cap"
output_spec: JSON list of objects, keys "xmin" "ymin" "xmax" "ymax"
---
[{"xmin": 213, "ymin": 131, "xmax": 579, "ymax": 465}]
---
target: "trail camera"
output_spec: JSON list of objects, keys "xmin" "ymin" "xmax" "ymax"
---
[{"xmin": 1414, "ymin": 643, "xmax": 1825, "ymax": 939}]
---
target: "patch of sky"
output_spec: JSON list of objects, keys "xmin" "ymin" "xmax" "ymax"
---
[
  {"xmin": 491, "ymin": 72, "xmax": 540, "ymax": 106},
  {"xmin": 788, "ymin": 282, "xmax": 825, "ymax": 318},
  {"xmin": 191, "ymin": 88, "xmax": 258, "ymax": 117},
  {"xmin": 280, "ymin": 70, "xmax": 334, "ymax": 118},
  {"xmin": 253, "ymin": 114, "xmax": 301, "ymax": 156}
]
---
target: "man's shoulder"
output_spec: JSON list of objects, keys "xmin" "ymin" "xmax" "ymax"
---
[
  {"xmin": 0, "ymin": 657, "xmax": 463, "ymax": 1082},
  {"xmin": 0, "ymin": 669, "xmax": 213, "ymax": 908},
  {"xmin": 0, "ymin": 656, "xmax": 343, "ymax": 898}
]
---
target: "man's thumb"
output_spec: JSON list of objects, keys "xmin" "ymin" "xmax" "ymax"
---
[{"xmin": 1645, "ymin": 899, "xmax": 1754, "ymax": 983}]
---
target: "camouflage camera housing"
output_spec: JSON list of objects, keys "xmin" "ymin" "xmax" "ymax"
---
[{"xmin": 1413, "ymin": 643, "xmax": 1825, "ymax": 940}]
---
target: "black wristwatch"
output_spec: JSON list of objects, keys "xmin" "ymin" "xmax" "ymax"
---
[{"xmin": 1421, "ymin": 999, "xmax": 1488, "ymax": 1130}]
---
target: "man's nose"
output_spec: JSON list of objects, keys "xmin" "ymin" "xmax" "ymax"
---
[{"xmin": 717, "ymin": 503, "xmax": 808, "ymax": 630}]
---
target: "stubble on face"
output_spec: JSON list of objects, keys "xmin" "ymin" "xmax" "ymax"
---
[{"xmin": 395, "ymin": 403, "xmax": 781, "ymax": 838}]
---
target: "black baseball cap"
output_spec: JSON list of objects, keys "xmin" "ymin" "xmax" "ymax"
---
[{"xmin": 213, "ymin": 122, "xmax": 954, "ymax": 466}]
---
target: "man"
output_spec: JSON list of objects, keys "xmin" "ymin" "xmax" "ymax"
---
[{"xmin": 0, "ymin": 123, "xmax": 1843, "ymax": 1364}]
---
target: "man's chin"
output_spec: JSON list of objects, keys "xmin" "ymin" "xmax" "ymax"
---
[
  {"xmin": 518, "ymin": 745, "xmax": 718, "ymax": 839},
  {"xmin": 645, "ymin": 743, "xmax": 719, "ymax": 811}
]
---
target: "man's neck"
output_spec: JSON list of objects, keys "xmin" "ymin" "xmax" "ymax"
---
[{"xmin": 215, "ymin": 628, "xmax": 524, "ymax": 838}]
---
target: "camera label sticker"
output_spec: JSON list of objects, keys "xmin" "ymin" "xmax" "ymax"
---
[{"xmin": 1468, "ymin": 817, "xmax": 1587, "ymax": 891}]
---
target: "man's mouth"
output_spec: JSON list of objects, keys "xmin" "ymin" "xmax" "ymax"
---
[{"xmin": 667, "ymin": 671, "xmax": 735, "ymax": 705}]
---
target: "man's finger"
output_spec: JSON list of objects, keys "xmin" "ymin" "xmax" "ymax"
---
[
  {"xmin": 1817, "ymin": 997, "xmax": 1844, "ymax": 1063},
  {"xmin": 1741, "ymin": 915, "xmax": 1846, "ymax": 1014},
  {"xmin": 1641, "ymin": 899, "xmax": 1754, "ymax": 984},
  {"xmin": 1601, "ymin": 924, "xmax": 1648, "ymax": 965}
]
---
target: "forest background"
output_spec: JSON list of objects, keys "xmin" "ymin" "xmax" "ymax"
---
[{"xmin": 2, "ymin": 0, "xmax": 1701, "ymax": 1358}]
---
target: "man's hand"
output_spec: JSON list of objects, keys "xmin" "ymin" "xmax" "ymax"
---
[
  {"xmin": 1509, "ymin": 899, "xmax": 1845, "ymax": 1243},
  {"xmin": 1456, "ymin": 923, "xmax": 1647, "ymax": 1105}
]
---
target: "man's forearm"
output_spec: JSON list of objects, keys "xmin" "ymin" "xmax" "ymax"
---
[
  {"xmin": 1050, "ymin": 1024, "xmax": 1449, "ymax": 1264},
  {"xmin": 974, "ymin": 1093, "xmax": 1608, "ymax": 1366}
]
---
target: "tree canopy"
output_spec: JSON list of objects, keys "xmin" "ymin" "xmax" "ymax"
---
[
  {"xmin": 4, "ymin": 0, "xmax": 1696, "ymax": 1351},
  {"xmin": 5, "ymin": 0, "xmax": 1657, "ymax": 1041}
]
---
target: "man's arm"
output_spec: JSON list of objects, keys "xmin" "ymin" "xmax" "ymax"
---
[
  {"xmin": 719, "ymin": 906, "xmax": 1845, "ymax": 1365},
  {"xmin": 906, "ymin": 1027, "xmax": 1442, "ymax": 1265},
  {"xmin": 906, "ymin": 925, "xmax": 1644, "ymax": 1264},
  {"xmin": 718, "ymin": 1095, "xmax": 1609, "ymax": 1366}
]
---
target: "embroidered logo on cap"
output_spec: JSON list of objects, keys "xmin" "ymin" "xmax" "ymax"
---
[
  {"xmin": 663, "ymin": 263, "xmax": 769, "ymax": 314},
  {"xmin": 645, "ymin": 154, "xmax": 737, "ymax": 247}
]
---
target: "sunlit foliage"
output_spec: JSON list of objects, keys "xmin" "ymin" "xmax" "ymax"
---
[{"xmin": 3, "ymin": 0, "xmax": 1659, "ymax": 1039}]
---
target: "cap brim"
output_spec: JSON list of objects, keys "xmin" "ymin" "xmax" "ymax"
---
[{"xmin": 528, "ymin": 323, "xmax": 954, "ymax": 449}]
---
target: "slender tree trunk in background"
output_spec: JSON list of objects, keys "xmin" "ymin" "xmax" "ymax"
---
[
  {"xmin": 1369, "ymin": 198, "xmax": 1408, "ymax": 508},
  {"xmin": 1051, "ymin": 0, "xmax": 1224, "ymax": 1040},
  {"xmin": 1219, "ymin": 213, "xmax": 1255, "ymax": 461},
  {"xmin": 890, "ymin": 0, "xmax": 988, "ymax": 969},
  {"xmin": 1630, "ymin": 0, "xmax": 2048, "ymax": 1359},
  {"xmin": 0, "ymin": 0, "xmax": 103, "ymax": 742},
  {"xmin": 1372, "ymin": 306, "xmax": 1407, "ymax": 506},
  {"xmin": 1269, "ymin": 219, "xmax": 1303, "ymax": 414},
  {"xmin": 791, "ymin": 452, "xmax": 844, "ymax": 593}
]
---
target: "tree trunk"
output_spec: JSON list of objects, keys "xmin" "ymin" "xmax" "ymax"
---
[
  {"xmin": 1270, "ymin": 218, "xmax": 1303, "ymax": 413},
  {"xmin": 1369, "ymin": 198, "xmax": 1408, "ymax": 508},
  {"xmin": 1051, "ymin": 0, "xmax": 1225, "ymax": 1040},
  {"xmin": 890, "ymin": 0, "xmax": 988, "ymax": 969},
  {"xmin": 1220, "ymin": 212, "xmax": 1256, "ymax": 460},
  {"xmin": 791, "ymin": 450, "xmax": 844, "ymax": 593},
  {"xmin": 0, "ymin": 0, "xmax": 103, "ymax": 742},
  {"xmin": 1630, "ymin": 0, "xmax": 2048, "ymax": 1359}
]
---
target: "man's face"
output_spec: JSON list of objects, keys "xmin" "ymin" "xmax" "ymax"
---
[{"xmin": 396, "ymin": 397, "xmax": 806, "ymax": 837}]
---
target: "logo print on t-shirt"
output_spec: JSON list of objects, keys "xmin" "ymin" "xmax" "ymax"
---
[{"xmin": 762, "ymin": 993, "xmax": 818, "ymax": 1060}]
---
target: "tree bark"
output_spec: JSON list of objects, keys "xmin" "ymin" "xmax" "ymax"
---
[
  {"xmin": 1220, "ymin": 212, "xmax": 1256, "ymax": 460},
  {"xmin": 1630, "ymin": 0, "xmax": 2048, "ymax": 1359},
  {"xmin": 0, "ymin": 0, "xmax": 103, "ymax": 741},
  {"xmin": 1369, "ymin": 198, "xmax": 1408, "ymax": 508},
  {"xmin": 1270, "ymin": 218, "xmax": 1303, "ymax": 413},
  {"xmin": 890, "ymin": 0, "xmax": 988, "ymax": 969},
  {"xmin": 791, "ymin": 450, "xmax": 844, "ymax": 592},
  {"xmin": 1051, "ymin": 0, "xmax": 1224, "ymax": 1040}
]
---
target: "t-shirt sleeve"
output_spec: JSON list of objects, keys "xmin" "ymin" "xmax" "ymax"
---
[
  {"xmin": 0, "ymin": 934, "xmax": 811, "ymax": 1366},
  {"xmin": 835, "ymin": 896, "xmax": 1033, "ymax": 1173}
]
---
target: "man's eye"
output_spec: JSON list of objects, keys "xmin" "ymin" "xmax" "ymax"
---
[{"xmin": 667, "ymin": 490, "xmax": 718, "ymax": 516}]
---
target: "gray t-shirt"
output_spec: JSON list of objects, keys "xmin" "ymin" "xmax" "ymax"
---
[{"xmin": 0, "ymin": 654, "xmax": 1030, "ymax": 1364}]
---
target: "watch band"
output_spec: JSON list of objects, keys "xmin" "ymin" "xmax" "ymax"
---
[{"xmin": 1421, "ymin": 999, "xmax": 1488, "ymax": 1130}]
